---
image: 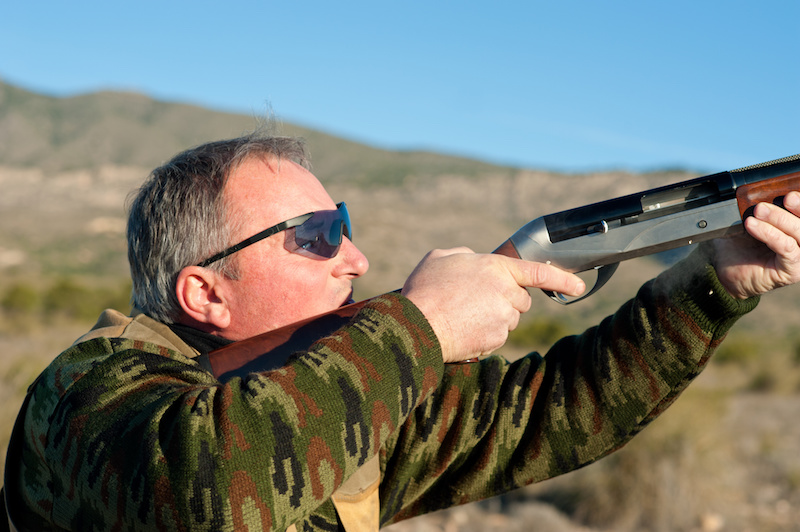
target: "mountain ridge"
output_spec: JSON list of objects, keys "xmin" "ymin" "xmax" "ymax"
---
[{"xmin": 0, "ymin": 79, "xmax": 524, "ymax": 187}]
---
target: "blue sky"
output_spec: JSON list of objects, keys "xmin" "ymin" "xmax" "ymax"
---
[{"xmin": 1, "ymin": 0, "xmax": 797, "ymax": 172}]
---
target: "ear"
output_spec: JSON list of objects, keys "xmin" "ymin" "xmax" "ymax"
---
[{"xmin": 175, "ymin": 266, "xmax": 231, "ymax": 331}]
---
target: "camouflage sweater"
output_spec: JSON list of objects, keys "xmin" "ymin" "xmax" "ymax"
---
[{"xmin": 8, "ymin": 249, "xmax": 758, "ymax": 531}]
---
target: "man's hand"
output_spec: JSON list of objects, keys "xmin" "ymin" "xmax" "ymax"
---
[
  {"xmin": 402, "ymin": 247, "xmax": 585, "ymax": 363},
  {"xmin": 713, "ymin": 190, "xmax": 800, "ymax": 299}
]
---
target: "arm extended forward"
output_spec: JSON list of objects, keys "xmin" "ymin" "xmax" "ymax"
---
[{"xmin": 495, "ymin": 153, "xmax": 800, "ymax": 302}]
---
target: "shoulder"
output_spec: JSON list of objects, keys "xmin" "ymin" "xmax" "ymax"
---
[
  {"xmin": 74, "ymin": 308, "xmax": 200, "ymax": 358},
  {"xmin": 28, "ymin": 310, "xmax": 212, "ymax": 423}
]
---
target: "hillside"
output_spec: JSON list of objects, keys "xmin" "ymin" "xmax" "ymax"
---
[
  {"xmin": 2, "ymin": 80, "xmax": 800, "ymax": 531},
  {"xmin": 0, "ymin": 79, "xmax": 514, "ymax": 186}
]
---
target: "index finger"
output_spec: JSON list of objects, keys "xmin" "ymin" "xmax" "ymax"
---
[{"xmin": 504, "ymin": 256, "xmax": 586, "ymax": 297}]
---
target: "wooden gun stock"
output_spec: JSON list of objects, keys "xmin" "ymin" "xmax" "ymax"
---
[
  {"xmin": 208, "ymin": 298, "xmax": 370, "ymax": 381},
  {"xmin": 208, "ymin": 155, "xmax": 800, "ymax": 382}
]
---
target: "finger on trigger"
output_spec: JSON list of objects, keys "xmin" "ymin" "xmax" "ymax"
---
[{"xmin": 515, "ymin": 260, "xmax": 585, "ymax": 296}]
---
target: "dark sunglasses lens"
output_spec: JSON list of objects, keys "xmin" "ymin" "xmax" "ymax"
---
[{"xmin": 294, "ymin": 205, "xmax": 351, "ymax": 258}]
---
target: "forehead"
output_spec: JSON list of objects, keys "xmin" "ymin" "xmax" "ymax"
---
[{"xmin": 224, "ymin": 156, "xmax": 335, "ymax": 229}]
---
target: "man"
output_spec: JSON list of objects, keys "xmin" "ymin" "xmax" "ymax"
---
[{"xmin": 4, "ymin": 132, "xmax": 800, "ymax": 531}]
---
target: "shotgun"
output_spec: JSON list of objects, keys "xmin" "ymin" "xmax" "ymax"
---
[{"xmin": 207, "ymin": 153, "xmax": 800, "ymax": 381}]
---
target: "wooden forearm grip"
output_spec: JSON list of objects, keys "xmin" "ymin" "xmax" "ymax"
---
[{"xmin": 736, "ymin": 171, "xmax": 800, "ymax": 218}]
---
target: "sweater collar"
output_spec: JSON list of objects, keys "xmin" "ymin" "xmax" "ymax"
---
[{"xmin": 167, "ymin": 323, "xmax": 234, "ymax": 356}]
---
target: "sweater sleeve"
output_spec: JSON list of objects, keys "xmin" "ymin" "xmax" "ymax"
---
[
  {"xmin": 17, "ymin": 293, "xmax": 443, "ymax": 531},
  {"xmin": 379, "ymin": 247, "xmax": 759, "ymax": 524}
]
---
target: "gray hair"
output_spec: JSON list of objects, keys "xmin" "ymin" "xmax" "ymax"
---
[{"xmin": 127, "ymin": 132, "xmax": 309, "ymax": 323}]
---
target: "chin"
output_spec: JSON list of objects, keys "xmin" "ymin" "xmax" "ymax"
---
[{"xmin": 340, "ymin": 290, "xmax": 355, "ymax": 307}]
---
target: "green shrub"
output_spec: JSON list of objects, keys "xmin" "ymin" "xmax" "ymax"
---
[
  {"xmin": 1, "ymin": 282, "xmax": 40, "ymax": 314},
  {"xmin": 748, "ymin": 370, "xmax": 778, "ymax": 392},
  {"xmin": 508, "ymin": 317, "xmax": 573, "ymax": 350},
  {"xmin": 0, "ymin": 277, "xmax": 131, "ymax": 330},
  {"xmin": 42, "ymin": 278, "xmax": 131, "ymax": 321},
  {"xmin": 43, "ymin": 278, "xmax": 97, "ymax": 320},
  {"xmin": 713, "ymin": 337, "xmax": 761, "ymax": 365},
  {"xmin": 100, "ymin": 281, "xmax": 132, "ymax": 315}
]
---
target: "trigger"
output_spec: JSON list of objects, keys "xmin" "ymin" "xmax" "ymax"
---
[{"xmin": 543, "ymin": 263, "xmax": 620, "ymax": 305}]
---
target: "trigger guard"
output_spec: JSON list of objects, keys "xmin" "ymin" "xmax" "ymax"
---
[{"xmin": 543, "ymin": 263, "xmax": 620, "ymax": 305}]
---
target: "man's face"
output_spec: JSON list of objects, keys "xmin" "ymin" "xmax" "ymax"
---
[{"xmin": 215, "ymin": 156, "xmax": 369, "ymax": 340}]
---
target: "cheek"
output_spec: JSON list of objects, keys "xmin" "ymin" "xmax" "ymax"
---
[
  {"xmin": 247, "ymin": 265, "xmax": 332, "ymax": 324},
  {"xmin": 281, "ymin": 273, "xmax": 332, "ymax": 316}
]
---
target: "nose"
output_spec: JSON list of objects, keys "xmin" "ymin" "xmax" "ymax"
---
[{"xmin": 336, "ymin": 237, "xmax": 369, "ymax": 278}]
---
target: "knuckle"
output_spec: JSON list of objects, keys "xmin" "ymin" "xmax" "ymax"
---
[{"xmin": 530, "ymin": 263, "xmax": 552, "ymax": 287}]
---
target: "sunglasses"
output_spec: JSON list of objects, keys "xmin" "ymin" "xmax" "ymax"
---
[{"xmin": 197, "ymin": 202, "xmax": 352, "ymax": 267}]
